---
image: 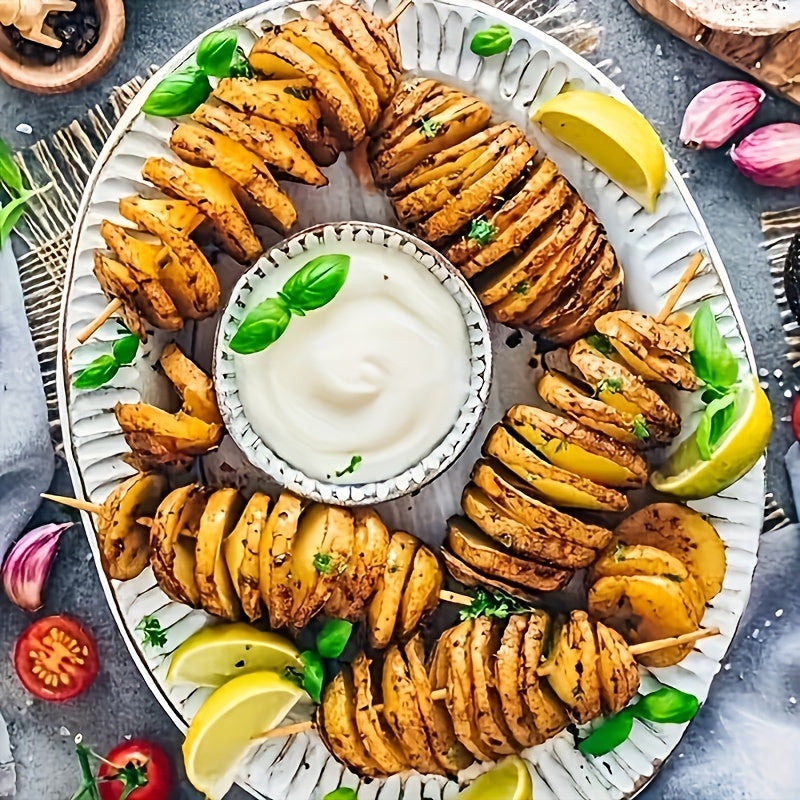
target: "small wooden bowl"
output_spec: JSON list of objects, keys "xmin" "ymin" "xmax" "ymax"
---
[{"xmin": 0, "ymin": 0, "xmax": 125, "ymax": 94}]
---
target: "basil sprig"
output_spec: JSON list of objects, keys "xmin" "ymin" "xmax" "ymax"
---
[
  {"xmin": 285, "ymin": 618, "xmax": 354, "ymax": 703},
  {"xmin": 578, "ymin": 687, "xmax": 699, "ymax": 757},
  {"xmin": 73, "ymin": 329, "xmax": 139, "ymax": 390},
  {"xmin": 0, "ymin": 136, "xmax": 41, "ymax": 247},
  {"xmin": 323, "ymin": 790, "xmax": 357, "ymax": 800},
  {"xmin": 470, "ymin": 24, "xmax": 513, "ymax": 57},
  {"xmin": 316, "ymin": 619, "xmax": 353, "ymax": 660},
  {"xmin": 143, "ymin": 29, "xmax": 252, "ymax": 118},
  {"xmin": 231, "ymin": 254, "xmax": 350, "ymax": 354}
]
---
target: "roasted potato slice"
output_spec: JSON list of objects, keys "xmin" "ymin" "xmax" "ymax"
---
[
  {"xmin": 470, "ymin": 616, "xmax": 518, "ymax": 754},
  {"xmin": 541, "ymin": 611, "xmax": 601, "ymax": 723},
  {"xmin": 352, "ymin": 652, "xmax": 409, "ymax": 774},
  {"xmin": 405, "ymin": 634, "xmax": 472, "ymax": 775},
  {"xmin": 192, "ymin": 103, "xmax": 326, "ymax": 186},
  {"xmin": 596, "ymin": 621, "xmax": 640, "ymax": 715},
  {"xmin": 447, "ymin": 516, "xmax": 571, "ymax": 593},
  {"xmin": 319, "ymin": 667, "xmax": 382, "ymax": 776},
  {"xmin": 504, "ymin": 404, "xmax": 648, "ymax": 488},
  {"xmin": 588, "ymin": 574, "xmax": 700, "ymax": 667},
  {"xmin": 357, "ymin": 3, "xmax": 401, "ymax": 72},
  {"xmin": 117, "ymin": 195, "xmax": 205, "ymax": 235},
  {"xmin": 150, "ymin": 484, "xmax": 211, "ymax": 605},
  {"xmin": 288, "ymin": 503, "xmax": 354, "ymax": 630},
  {"xmin": 169, "ymin": 124, "xmax": 297, "ymax": 232},
  {"xmin": 118, "ymin": 196, "xmax": 220, "ymax": 319},
  {"xmin": 520, "ymin": 612, "xmax": 569, "ymax": 739},
  {"xmin": 96, "ymin": 473, "xmax": 167, "ymax": 581},
  {"xmin": 381, "ymin": 644, "xmax": 443, "ymax": 773},
  {"xmin": 471, "ymin": 460, "xmax": 612, "ymax": 550},
  {"xmin": 495, "ymin": 615, "xmax": 543, "ymax": 748},
  {"xmin": 159, "ymin": 343, "xmax": 222, "ymax": 426},
  {"xmin": 483, "ymin": 423, "xmax": 628, "ymax": 512},
  {"xmin": 212, "ymin": 77, "xmax": 338, "ymax": 166},
  {"xmin": 223, "ymin": 492, "xmax": 269, "ymax": 622},
  {"xmin": 142, "ymin": 157, "xmax": 261, "ymax": 264},
  {"xmin": 598, "ymin": 309, "xmax": 692, "ymax": 354},
  {"xmin": 195, "ymin": 488, "xmax": 245, "ymax": 620},
  {"xmin": 397, "ymin": 544, "xmax": 442, "ymax": 638},
  {"xmin": 325, "ymin": 506, "xmax": 389, "ymax": 622},
  {"xmin": 264, "ymin": 491, "xmax": 306, "ymax": 630},
  {"xmin": 614, "ymin": 503, "xmax": 726, "ymax": 603},
  {"xmin": 366, "ymin": 531, "xmax": 419, "ymax": 648}
]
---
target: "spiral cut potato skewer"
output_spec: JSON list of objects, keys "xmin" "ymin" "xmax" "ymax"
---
[{"xmin": 262, "ymin": 610, "xmax": 717, "ymax": 777}]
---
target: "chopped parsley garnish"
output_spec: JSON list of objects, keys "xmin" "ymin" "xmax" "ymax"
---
[
  {"xmin": 459, "ymin": 587, "xmax": 532, "ymax": 620},
  {"xmin": 313, "ymin": 552, "xmax": 332, "ymax": 574},
  {"xmin": 632, "ymin": 415, "xmax": 650, "ymax": 440},
  {"xmin": 136, "ymin": 614, "xmax": 167, "ymax": 649},
  {"xmin": 597, "ymin": 376, "xmax": 624, "ymax": 395},
  {"xmin": 334, "ymin": 455, "xmax": 362, "ymax": 477},
  {"xmin": 512, "ymin": 280, "xmax": 529, "ymax": 296},
  {"xmin": 468, "ymin": 217, "xmax": 498, "ymax": 246},
  {"xmin": 586, "ymin": 332, "xmax": 613, "ymax": 356},
  {"xmin": 416, "ymin": 116, "xmax": 443, "ymax": 139},
  {"xmin": 284, "ymin": 85, "xmax": 312, "ymax": 100}
]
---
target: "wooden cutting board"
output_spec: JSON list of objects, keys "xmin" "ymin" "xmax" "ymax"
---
[{"xmin": 627, "ymin": 0, "xmax": 800, "ymax": 105}]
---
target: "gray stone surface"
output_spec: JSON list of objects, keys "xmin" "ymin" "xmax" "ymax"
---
[{"xmin": 1, "ymin": 1, "xmax": 799, "ymax": 798}]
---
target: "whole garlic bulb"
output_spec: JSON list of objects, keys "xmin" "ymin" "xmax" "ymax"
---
[
  {"xmin": 680, "ymin": 81, "xmax": 765, "ymax": 150},
  {"xmin": 731, "ymin": 123, "xmax": 800, "ymax": 188}
]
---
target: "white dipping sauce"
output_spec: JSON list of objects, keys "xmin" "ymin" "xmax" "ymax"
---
[{"xmin": 234, "ymin": 240, "xmax": 472, "ymax": 484}]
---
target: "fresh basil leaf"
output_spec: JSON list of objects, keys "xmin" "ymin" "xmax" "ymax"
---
[
  {"xmin": 230, "ymin": 297, "xmax": 291, "ymax": 354},
  {"xmin": 279, "ymin": 254, "xmax": 350, "ymax": 313},
  {"xmin": 470, "ymin": 24, "xmax": 513, "ymax": 57},
  {"xmin": 632, "ymin": 688, "xmax": 699, "ymax": 724},
  {"xmin": 142, "ymin": 64, "xmax": 212, "ymax": 117},
  {"xmin": 299, "ymin": 649, "xmax": 324, "ymax": 704},
  {"xmin": 690, "ymin": 302, "xmax": 739, "ymax": 392},
  {"xmin": 316, "ymin": 619, "xmax": 353, "ymax": 660},
  {"xmin": 695, "ymin": 391, "xmax": 736, "ymax": 460},
  {"xmin": 230, "ymin": 47, "xmax": 253, "ymax": 78},
  {"xmin": 0, "ymin": 189, "xmax": 33, "ymax": 245},
  {"xmin": 577, "ymin": 709, "xmax": 634, "ymax": 757},
  {"xmin": 112, "ymin": 333, "xmax": 139, "ymax": 366},
  {"xmin": 0, "ymin": 137, "xmax": 23, "ymax": 195},
  {"xmin": 322, "ymin": 790, "xmax": 357, "ymax": 800},
  {"xmin": 196, "ymin": 30, "xmax": 239, "ymax": 78},
  {"xmin": 73, "ymin": 354, "xmax": 120, "ymax": 390}
]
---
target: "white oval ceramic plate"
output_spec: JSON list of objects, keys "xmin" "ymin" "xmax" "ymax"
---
[{"xmin": 57, "ymin": 1, "xmax": 765, "ymax": 798}]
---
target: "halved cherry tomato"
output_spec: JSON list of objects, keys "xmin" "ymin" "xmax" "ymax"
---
[
  {"xmin": 792, "ymin": 394, "xmax": 800, "ymax": 442},
  {"xmin": 13, "ymin": 615, "xmax": 99, "ymax": 701},
  {"xmin": 98, "ymin": 739, "xmax": 174, "ymax": 800}
]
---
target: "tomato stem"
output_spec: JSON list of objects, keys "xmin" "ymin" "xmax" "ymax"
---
[{"xmin": 70, "ymin": 743, "xmax": 101, "ymax": 800}]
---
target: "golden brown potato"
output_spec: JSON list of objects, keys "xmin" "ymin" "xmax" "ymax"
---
[
  {"xmin": 324, "ymin": 507, "xmax": 390, "ymax": 622},
  {"xmin": 159, "ymin": 343, "xmax": 222, "ymax": 426},
  {"xmin": 118, "ymin": 195, "xmax": 205, "ymax": 235},
  {"xmin": 381, "ymin": 644, "xmax": 443, "ymax": 773},
  {"xmin": 356, "ymin": 3, "xmax": 401, "ymax": 72},
  {"xmin": 264, "ymin": 491, "xmax": 306, "ymax": 630},
  {"xmin": 596, "ymin": 622, "xmax": 640, "ymax": 715},
  {"xmin": 150, "ymin": 483, "xmax": 211, "ymax": 605},
  {"xmin": 588, "ymin": 574, "xmax": 700, "ymax": 667},
  {"xmin": 97, "ymin": 472, "xmax": 167, "ymax": 581},
  {"xmin": 397, "ymin": 544, "xmax": 442, "ymax": 638},
  {"xmin": 142, "ymin": 157, "xmax": 262, "ymax": 264},
  {"xmin": 614, "ymin": 503, "xmax": 726, "ymax": 603},
  {"xmin": 195, "ymin": 488, "xmax": 245, "ymax": 620}
]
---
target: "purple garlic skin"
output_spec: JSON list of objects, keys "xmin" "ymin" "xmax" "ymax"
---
[
  {"xmin": 680, "ymin": 80, "xmax": 765, "ymax": 149},
  {"xmin": 731, "ymin": 123, "xmax": 800, "ymax": 189}
]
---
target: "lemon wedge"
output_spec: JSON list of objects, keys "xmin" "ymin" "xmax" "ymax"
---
[
  {"xmin": 651, "ymin": 375, "xmax": 771, "ymax": 499},
  {"xmin": 183, "ymin": 670, "xmax": 304, "ymax": 800},
  {"xmin": 533, "ymin": 90, "xmax": 667, "ymax": 212},
  {"xmin": 455, "ymin": 756, "xmax": 533, "ymax": 800},
  {"xmin": 167, "ymin": 623, "xmax": 302, "ymax": 687}
]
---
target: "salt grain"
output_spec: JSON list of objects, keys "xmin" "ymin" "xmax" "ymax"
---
[
  {"xmin": 15, "ymin": 123, "xmax": 32, "ymax": 135},
  {"xmin": 776, "ymin": 609, "xmax": 784, "ymax": 618},
  {"xmin": 655, "ymin": 44, "xmax": 663, "ymax": 56}
]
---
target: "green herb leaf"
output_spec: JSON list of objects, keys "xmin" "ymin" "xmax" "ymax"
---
[
  {"xmin": 334, "ymin": 455, "xmax": 362, "ymax": 478},
  {"xmin": 230, "ymin": 47, "xmax": 253, "ymax": 78},
  {"xmin": 632, "ymin": 415, "xmax": 650, "ymax": 440},
  {"xmin": 695, "ymin": 390, "xmax": 736, "ymax": 461},
  {"xmin": 577, "ymin": 708, "xmax": 634, "ymax": 756},
  {"xmin": 316, "ymin": 619, "xmax": 353, "ymax": 659},
  {"xmin": 230, "ymin": 296, "xmax": 291, "ymax": 354},
  {"xmin": 0, "ymin": 137, "xmax": 23, "ymax": 195},
  {"xmin": 313, "ymin": 552, "xmax": 333, "ymax": 574},
  {"xmin": 196, "ymin": 29, "xmax": 239, "ymax": 78},
  {"xmin": 136, "ymin": 614, "xmax": 167, "ymax": 649},
  {"xmin": 459, "ymin": 587, "xmax": 532, "ymax": 620},
  {"xmin": 0, "ymin": 189, "xmax": 33, "ymax": 245},
  {"xmin": 417, "ymin": 116, "xmax": 443, "ymax": 139},
  {"xmin": 513, "ymin": 280, "xmax": 529, "ymax": 296},
  {"xmin": 597, "ymin": 376, "xmax": 624, "ymax": 395},
  {"xmin": 690, "ymin": 302, "xmax": 739, "ymax": 393},
  {"xmin": 468, "ymin": 217, "xmax": 498, "ymax": 246},
  {"xmin": 299, "ymin": 649, "xmax": 325, "ymax": 703},
  {"xmin": 279, "ymin": 253, "xmax": 350, "ymax": 314},
  {"xmin": 632, "ymin": 687, "xmax": 699, "ymax": 724},
  {"xmin": 73, "ymin": 354, "xmax": 120, "ymax": 390},
  {"xmin": 323, "ymin": 790, "xmax": 357, "ymax": 800},
  {"xmin": 586, "ymin": 332, "xmax": 613, "ymax": 356},
  {"xmin": 112, "ymin": 333, "xmax": 139, "ymax": 366},
  {"xmin": 142, "ymin": 64, "xmax": 212, "ymax": 117},
  {"xmin": 284, "ymin": 85, "xmax": 312, "ymax": 100},
  {"xmin": 470, "ymin": 24, "xmax": 513, "ymax": 57}
]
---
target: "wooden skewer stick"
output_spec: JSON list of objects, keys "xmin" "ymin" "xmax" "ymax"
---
[
  {"xmin": 384, "ymin": 0, "xmax": 413, "ymax": 27},
  {"xmin": 77, "ymin": 298, "xmax": 123, "ymax": 344},
  {"xmin": 628, "ymin": 625, "xmax": 719, "ymax": 656},
  {"xmin": 41, "ymin": 492, "xmax": 102, "ymax": 515},
  {"xmin": 655, "ymin": 252, "xmax": 704, "ymax": 323}
]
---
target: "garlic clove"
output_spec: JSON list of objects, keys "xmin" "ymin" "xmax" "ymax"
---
[
  {"xmin": 730, "ymin": 123, "xmax": 800, "ymax": 189},
  {"xmin": 1, "ymin": 522, "xmax": 72, "ymax": 612},
  {"xmin": 680, "ymin": 80, "xmax": 765, "ymax": 150}
]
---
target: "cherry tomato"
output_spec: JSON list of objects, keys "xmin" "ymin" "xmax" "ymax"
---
[
  {"xmin": 13, "ymin": 615, "xmax": 99, "ymax": 702},
  {"xmin": 98, "ymin": 739, "xmax": 174, "ymax": 800},
  {"xmin": 792, "ymin": 394, "xmax": 800, "ymax": 442}
]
